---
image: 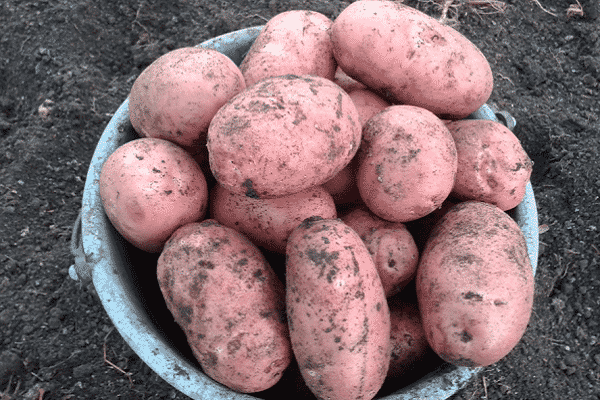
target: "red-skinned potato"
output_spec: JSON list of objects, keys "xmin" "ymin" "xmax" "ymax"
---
[
  {"xmin": 416, "ymin": 201, "xmax": 534, "ymax": 367},
  {"xmin": 129, "ymin": 47, "xmax": 246, "ymax": 153},
  {"xmin": 333, "ymin": 66, "xmax": 367, "ymax": 93},
  {"xmin": 446, "ymin": 119, "xmax": 533, "ymax": 211},
  {"xmin": 321, "ymin": 155, "xmax": 362, "ymax": 206},
  {"xmin": 239, "ymin": 10, "xmax": 336, "ymax": 87},
  {"xmin": 156, "ymin": 220, "xmax": 291, "ymax": 393},
  {"xmin": 357, "ymin": 105, "xmax": 457, "ymax": 222},
  {"xmin": 331, "ymin": 1, "xmax": 493, "ymax": 119},
  {"xmin": 210, "ymin": 184, "xmax": 337, "ymax": 254},
  {"xmin": 387, "ymin": 300, "xmax": 430, "ymax": 379},
  {"xmin": 99, "ymin": 138, "xmax": 208, "ymax": 253},
  {"xmin": 286, "ymin": 217, "xmax": 391, "ymax": 400},
  {"xmin": 342, "ymin": 207, "xmax": 418, "ymax": 297},
  {"xmin": 348, "ymin": 89, "xmax": 391, "ymax": 127},
  {"xmin": 207, "ymin": 74, "xmax": 361, "ymax": 199}
]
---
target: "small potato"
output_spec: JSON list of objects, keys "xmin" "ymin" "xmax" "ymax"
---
[
  {"xmin": 357, "ymin": 105, "xmax": 457, "ymax": 222},
  {"xmin": 240, "ymin": 10, "xmax": 336, "ymax": 87},
  {"xmin": 333, "ymin": 66, "xmax": 367, "ymax": 93},
  {"xmin": 331, "ymin": 1, "xmax": 493, "ymax": 119},
  {"xmin": 286, "ymin": 217, "xmax": 391, "ymax": 400},
  {"xmin": 129, "ymin": 47, "xmax": 246, "ymax": 152},
  {"xmin": 157, "ymin": 220, "xmax": 291, "ymax": 393},
  {"xmin": 348, "ymin": 89, "xmax": 391, "ymax": 127},
  {"xmin": 321, "ymin": 156, "xmax": 362, "ymax": 205},
  {"xmin": 99, "ymin": 138, "xmax": 208, "ymax": 253},
  {"xmin": 446, "ymin": 119, "xmax": 533, "ymax": 211},
  {"xmin": 363, "ymin": 224, "xmax": 419, "ymax": 297},
  {"xmin": 210, "ymin": 184, "xmax": 337, "ymax": 254},
  {"xmin": 416, "ymin": 201, "xmax": 534, "ymax": 367},
  {"xmin": 208, "ymin": 74, "xmax": 361, "ymax": 199},
  {"xmin": 387, "ymin": 300, "xmax": 430, "ymax": 379},
  {"xmin": 342, "ymin": 207, "xmax": 419, "ymax": 297}
]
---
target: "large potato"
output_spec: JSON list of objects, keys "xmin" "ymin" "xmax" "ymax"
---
[
  {"xmin": 239, "ymin": 10, "xmax": 336, "ymax": 87},
  {"xmin": 99, "ymin": 138, "xmax": 207, "ymax": 253},
  {"xmin": 286, "ymin": 217, "xmax": 390, "ymax": 400},
  {"xmin": 446, "ymin": 119, "xmax": 533, "ymax": 211},
  {"xmin": 357, "ymin": 105, "xmax": 457, "ymax": 222},
  {"xmin": 331, "ymin": 1, "xmax": 493, "ymax": 119},
  {"xmin": 416, "ymin": 201, "xmax": 534, "ymax": 367},
  {"xmin": 129, "ymin": 47, "xmax": 246, "ymax": 153},
  {"xmin": 210, "ymin": 184, "xmax": 337, "ymax": 254},
  {"xmin": 156, "ymin": 220, "xmax": 291, "ymax": 393},
  {"xmin": 207, "ymin": 74, "xmax": 361, "ymax": 199}
]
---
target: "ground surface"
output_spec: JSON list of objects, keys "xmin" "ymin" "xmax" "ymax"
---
[{"xmin": 0, "ymin": 0, "xmax": 599, "ymax": 399}]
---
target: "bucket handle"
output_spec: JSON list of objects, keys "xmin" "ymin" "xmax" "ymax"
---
[{"xmin": 69, "ymin": 211, "xmax": 93, "ymax": 285}]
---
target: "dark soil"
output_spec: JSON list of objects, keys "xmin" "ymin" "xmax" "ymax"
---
[{"xmin": 1, "ymin": 0, "xmax": 599, "ymax": 399}]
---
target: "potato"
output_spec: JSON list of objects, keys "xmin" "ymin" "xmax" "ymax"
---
[
  {"xmin": 331, "ymin": 1, "xmax": 493, "ymax": 119},
  {"xmin": 363, "ymin": 223, "xmax": 419, "ymax": 297},
  {"xmin": 356, "ymin": 105, "xmax": 457, "ymax": 222},
  {"xmin": 333, "ymin": 66, "xmax": 367, "ymax": 93},
  {"xmin": 416, "ymin": 201, "xmax": 534, "ymax": 367},
  {"xmin": 446, "ymin": 119, "xmax": 533, "ymax": 211},
  {"xmin": 348, "ymin": 89, "xmax": 391, "ymax": 127},
  {"xmin": 207, "ymin": 74, "xmax": 361, "ymax": 199},
  {"xmin": 99, "ymin": 138, "xmax": 208, "ymax": 253},
  {"xmin": 156, "ymin": 220, "xmax": 291, "ymax": 393},
  {"xmin": 210, "ymin": 184, "xmax": 337, "ymax": 254},
  {"xmin": 342, "ymin": 207, "xmax": 418, "ymax": 297},
  {"xmin": 286, "ymin": 217, "xmax": 391, "ymax": 400},
  {"xmin": 387, "ymin": 300, "xmax": 430, "ymax": 379},
  {"xmin": 239, "ymin": 10, "xmax": 336, "ymax": 87},
  {"xmin": 321, "ymin": 156, "xmax": 362, "ymax": 205},
  {"xmin": 129, "ymin": 47, "xmax": 246, "ymax": 152}
]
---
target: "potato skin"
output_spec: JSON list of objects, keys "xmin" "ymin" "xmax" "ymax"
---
[
  {"xmin": 416, "ymin": 201, "xmax": 534, "ymax": 367},
  {"xmin": 286, "ymin": 217, "xmax": 391, "ymax": 400},
  {"xmin": 210, "ymin": 184, "xmax": 337, "ymax": 254},
  {"xmin": 207, "ymin": 74, "xmax": 361, "ymax": 199},
  {"xmin": 240, "ymin": 10, "xmax": 336, "ymax": 87},
  {"xmin": 387, "ymin": 301, "xmax": 430, "ymax": 379},
  {"xmin": 99, "ymin": 138, "xmax": 207, "ymax": 253},
  {"xmin": 446, "ymin": 119, "xmax": 533, "ymax": 211},
  {"xmin": 156, "ymin": 220, "xmax": 291, "ymax": 393},
  {"xmin": 357, "ymin": 105, "xmax": 457, "ymax": 222},
  {"xmin": 348, "ymin": 89, "xmax": 391, "ymax": 127},
  {"xmin": 129, "ymin": 47, "xmax": 246, "ymax": 152},
  {"xmin": 331, "ymin": 1, "xmax": 493, "ymax": 119}
]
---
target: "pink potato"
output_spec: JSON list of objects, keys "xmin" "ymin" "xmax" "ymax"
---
[
  {"xmin": 416, "ymin": 201, "xmax": 534, "ymax": 367},
  {"xmin": 157, "ymin": 220, "xmax": 291, "ymax": 393},
  {"xmin": 286, "ymin": 217, "xmax": 391, "ymax": 400},
  {"xmin": 446, "ymin": 119, "xmax": 533, "ymax": 211},
  {"xmin": 321, "ymin": 156, "xmax": 362, "ymax": 205},
  {"xmin": 387, "ymin": 300, "xmax": 430, "ymax": 379},
  {"xmin": 348, "ymin": 89, "xmax": 391, "ymax": 127},
  {"xmin": 207, "ymin": 74, "xmax": 361, "ymax": 199},
  {"xmin": 342, "ymin": 207, "xmax": 418, "ymax": 297},
  {"xmin": 99, "ymin": 138, "xmax": 208, "ymax": 253},
  {"xmin": 210, "ymin": 184, "xmax": 337, "ymax": 254},
  {"xmin": 129, "ymin": 47, "xmax": 246, "ymax": 153},
  {"xmin": 333, "ymin": 66, "xmax": 367, "ymax": 93},
  {"xmin": 357, "ymin": 105, "xmax": 457, "ymax": 222},
  {"xmin": 240, "ymin": 10, "xmax": 336, "ymax": 87},
  {"xmin": 331, "ymin": 1, "xmax": 493, "ymax": 119}
]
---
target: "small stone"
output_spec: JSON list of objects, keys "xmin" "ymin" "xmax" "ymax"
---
[
  {"xmin": 73, "ymin": 363, "xmax": 94, "ymax": 378},
  {"xmin": 0, "ymin": 351, "xmax": 24, "ymax": 386},
  {"xmin": 22, "ymin": 324, "xmax": 34, "ymax": 334},
  {"xmin": 582, "ymin": 74, "xmax": 597, "ymax": 86},
  {"xmin": 558, "ymin": 360, "xmax": 568, "ymax": 370},
  {"xmin": 564, "ymin": 353, "xmax": 579, "ymax": 366},
  {"xmin": 48, "ymin": 317, "xmax": 61, "ymax": 330},
  {"xmin": 594, "ymin": 353, "xmax": 600, "ymax": 365},
  {"xmin": 566, "ymin": 366, "xmax": 577, "ymax": 375},
  {"xmin": 50, "ymin": 307, "xmax": 66, "ymax": 320}
]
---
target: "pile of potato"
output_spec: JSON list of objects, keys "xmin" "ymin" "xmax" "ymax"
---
[{"xmin": 98, "ymin": 1, "xmax": 535, "ymax": 399}]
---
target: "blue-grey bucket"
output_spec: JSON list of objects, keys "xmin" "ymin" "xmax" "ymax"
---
[{"xmin": 70, "ymin": 26, "xmax": 539, "ymax": 400}]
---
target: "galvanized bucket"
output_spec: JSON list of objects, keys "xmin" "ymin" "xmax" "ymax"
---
[{"xmin": 70, "ymin": 26, "xmax": 539, "ymax": 400}]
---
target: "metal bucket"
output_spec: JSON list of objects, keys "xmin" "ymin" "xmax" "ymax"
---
[{"xmin": 70, "ymin": 26, "xmax": 539, "ymax": 400}]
